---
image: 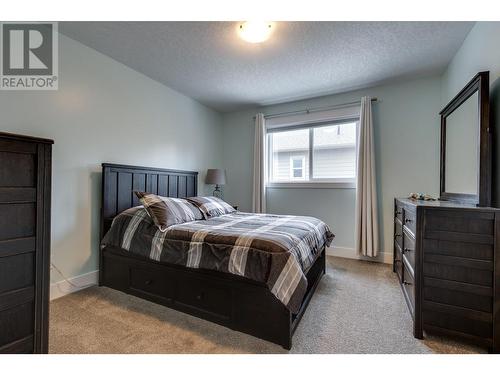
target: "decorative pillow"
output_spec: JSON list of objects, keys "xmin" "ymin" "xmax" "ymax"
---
[
  {"xmin": 134, "ymin": 192, "xmax": 203, "ymax": 231},
  {"xmin": 186, "ymin": 196, "xmax": 236, "ymax": 219}
]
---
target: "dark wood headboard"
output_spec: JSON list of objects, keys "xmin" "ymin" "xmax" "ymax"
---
[{"xmin": 100, "ymin": 163, "xmax": 198, "ymax": 239}]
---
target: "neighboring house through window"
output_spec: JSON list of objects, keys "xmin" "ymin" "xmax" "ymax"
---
[{"xmin": 290, "ymin": 155, "xmax": 305, "ymax": 180}]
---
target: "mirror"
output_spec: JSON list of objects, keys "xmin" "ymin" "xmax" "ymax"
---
[
  {"xmin": 445, "ymin": 91, "xmax": 479, "ymax": 195},
  {"xmin": 440, "ymin": 71, "xmax": 491, "ymax": 206}
]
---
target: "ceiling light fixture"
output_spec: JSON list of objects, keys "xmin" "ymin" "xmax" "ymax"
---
[{"xmin": 238, "ymin": 21, "xmax": 274, "ymax": 43}]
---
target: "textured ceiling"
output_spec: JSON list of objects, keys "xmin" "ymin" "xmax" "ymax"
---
[{"xmin": 59, "ymin": 22, "xmax": 473, "ymax": 112}]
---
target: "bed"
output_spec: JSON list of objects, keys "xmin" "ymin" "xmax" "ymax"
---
[{"xmin": 99, "ymin": 163, "xmax": 332, "ymax": 349}]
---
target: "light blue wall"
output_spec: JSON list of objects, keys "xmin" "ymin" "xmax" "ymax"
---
[
  {"xmin": 441, "ymin": 22, "xmax": 500, "ymax": 105},
  {"xmin": 222, "ymin": 76, "xmax": 442, "ymax": 259},
  {"xmin": 440, "ymin": 22, "xmax": 500, "ymax": 206},
  {"xmin": 0, "ymin": 33, "xmax": 223, "ymax": 284}
]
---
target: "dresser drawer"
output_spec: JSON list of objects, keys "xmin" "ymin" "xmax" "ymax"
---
[
  {"xmin": 423, "ymin": 282, "xmax": 493, "ymax": 313},
  {"xmin": 403, "ymin": 207, "xmax": 416, "ymax": 235},
  {"xmin": 423, "ymin": 261, "xmax": 493, "ymax": 286},
  {"xmin": 0, "ymin": 335, "xmax": 34, "ymax": 354},
  {"xmin": 177, "ymin": 277, "xmax": 232, "ymax": 319},
  {"xmin": 0, "ymin": 253, "xmax": 34, "ymax": 294},
  {"xmin": 0, "ymin": 203, "xmax": 36, "ymax": 241},
  {"xmin": 423, "ymin": 309, "xmax": 492, "ymax": 340},
  {"xmin": 0, "ymin": 150, "xmax": 36, "ymax": 187},
  {"xmin": 394, "ymin": 219, "xmax": 403, "ymax": 249},
  {"xmin": 402, "ymin": 229, "xmax": 415, "ymax": 275},
  {"xmin": 394, "ymin": 256, "xmax": 403, "ymax": 283},
  {"xmin": 0, "ymin": 302, "xmax": 34, "ymax": 349},
  {"xmin": 402, "ymin": 266, "xmax": 415, "ymax": 313},
  {"xmin": 395, "ymin": 201, "xmax": 404, "ymax": 222}
]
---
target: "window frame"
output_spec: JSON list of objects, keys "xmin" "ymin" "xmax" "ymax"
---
[{"xmin": 266, "ymin": 118, "xmax": 358, "ymax": 189}]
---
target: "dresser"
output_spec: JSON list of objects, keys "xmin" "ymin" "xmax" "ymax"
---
[
  {"xmin": 0, "ymin": 132, "xmax": 53, "ymax": 354},
  {"xmin": 394, "ymin": 198, "xmax": 500, "ymax": 352}
]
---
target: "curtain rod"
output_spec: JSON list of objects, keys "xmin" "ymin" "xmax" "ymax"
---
[{"xmin": 253, "ymin": 97, "xmax": 378, "ymax": 120}]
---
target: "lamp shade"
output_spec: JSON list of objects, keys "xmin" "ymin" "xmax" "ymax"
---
[{"xmin": 205, "ymin": 169, "xmax": 226, "ymax": 185}]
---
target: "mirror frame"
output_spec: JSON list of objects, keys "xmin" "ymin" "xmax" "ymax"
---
[{"xmin": 439, "ymin": 71, "xmax": 490, "ymax": 206}]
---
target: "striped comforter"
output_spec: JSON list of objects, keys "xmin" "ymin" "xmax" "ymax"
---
[{"xmin": 101, "ymin": 207, "xmax": 334, "ymax": 313}]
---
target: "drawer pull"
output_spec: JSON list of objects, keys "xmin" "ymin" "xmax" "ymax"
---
[
  {"xmin": 144, "ymin": 280, "xmax": 153, "ymax": 285},
  {"xmin": 196, "ymin": 293, "xmax": 204, "ymax": 300},
  {"xmin": 403, "ymin": 248, "xmax": 412, "ymax": 253},
  {"xmin": 403, "ymin": 281, "xmax": 412, "ymax": 286},
  {"xmin": 396, "ymin": 211, "xmax": 402, "ymax": 215},
  {"xmin": 395, "ymin": 234, "xmax": 402, "ymax": 238},
  {"xmin": 405, "ymin": 218, "xmax": 413, "ymax": 223}
]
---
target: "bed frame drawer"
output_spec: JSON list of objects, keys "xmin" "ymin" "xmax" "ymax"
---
[
  {"xmin": 176, "ymin": 277, "xmax": 232, "ymax": 319},
  {"xmin": 130, "ymin": 267, "xmax": 175, "ymax": 301}
]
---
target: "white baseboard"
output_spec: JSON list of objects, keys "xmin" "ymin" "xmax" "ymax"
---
[
  {"xmin": 50, "ymin": 270, "xmax": 99, "ymax": 301},
  {"xmin": 326, "ymin": 246, "xmax": 392, "ymax": 264}
]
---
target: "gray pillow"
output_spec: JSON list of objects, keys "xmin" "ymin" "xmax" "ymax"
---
[
  {"xmin": 186, "ymin": 196, "xmax": 236, "ymax": 219},
  {"xmin": 134, "ymin": 192, "xmax": 203, "ymax": 231}
]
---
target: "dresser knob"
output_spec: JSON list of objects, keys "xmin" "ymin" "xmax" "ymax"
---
[
  {"xmin": 405, "ymin": 218, "xmax": 413, "ymax": 223},
  {"xmin": 395, "ymin": 234, "xmax": 402, "ymax": 238},
  {"xmin": 403, "ymin": 248, "xmax": 412, "ymax": 253},
  {"xmin": 403, "ymin": 281, "xmax": 412, "ymax": 286},
  {"xmin": 396, "ymin": 211, "xmax": 402, "ymax": 215},
  {"xmin": 145, "ymin": 280, "xmax": 152, "ymax": 285},
  {"xmin": 196, "ymin": 293, "xmax": 204, "ymax": 300}
]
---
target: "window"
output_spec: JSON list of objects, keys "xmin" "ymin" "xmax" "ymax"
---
[
  {"xmin": 267, "ymin": 121, "xmax": 357, "ymax": 187},
  {"xmin": 290, "ymin": 156, "xmax": 305, "ymax": 180}
]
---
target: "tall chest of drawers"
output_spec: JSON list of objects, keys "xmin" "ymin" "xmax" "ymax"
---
[
  {"xmin": 0, "ymin": 132, "xmax": 53, "ymax": 354},
  {"xmin": 394, "ymin": 198, "xmax": 500, "ymax": 352}
]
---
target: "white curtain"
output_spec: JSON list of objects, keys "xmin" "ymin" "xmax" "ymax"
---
[
  {"xmin": 355, "ymin": 96, "xmax": 379, "ymax": 257},
  {"xmin": 252, "ymin": 113, "xmax": 266, "ymax": 213}
]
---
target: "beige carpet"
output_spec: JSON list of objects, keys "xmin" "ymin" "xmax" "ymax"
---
[{"xmin": 49, "ymin": 256, "xmax": 485, "ymax": 354}]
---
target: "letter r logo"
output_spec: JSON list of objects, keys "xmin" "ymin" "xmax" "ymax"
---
[{"xmin": 2, "ymin": 23, "xmax": 53, "ymax": 75}]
